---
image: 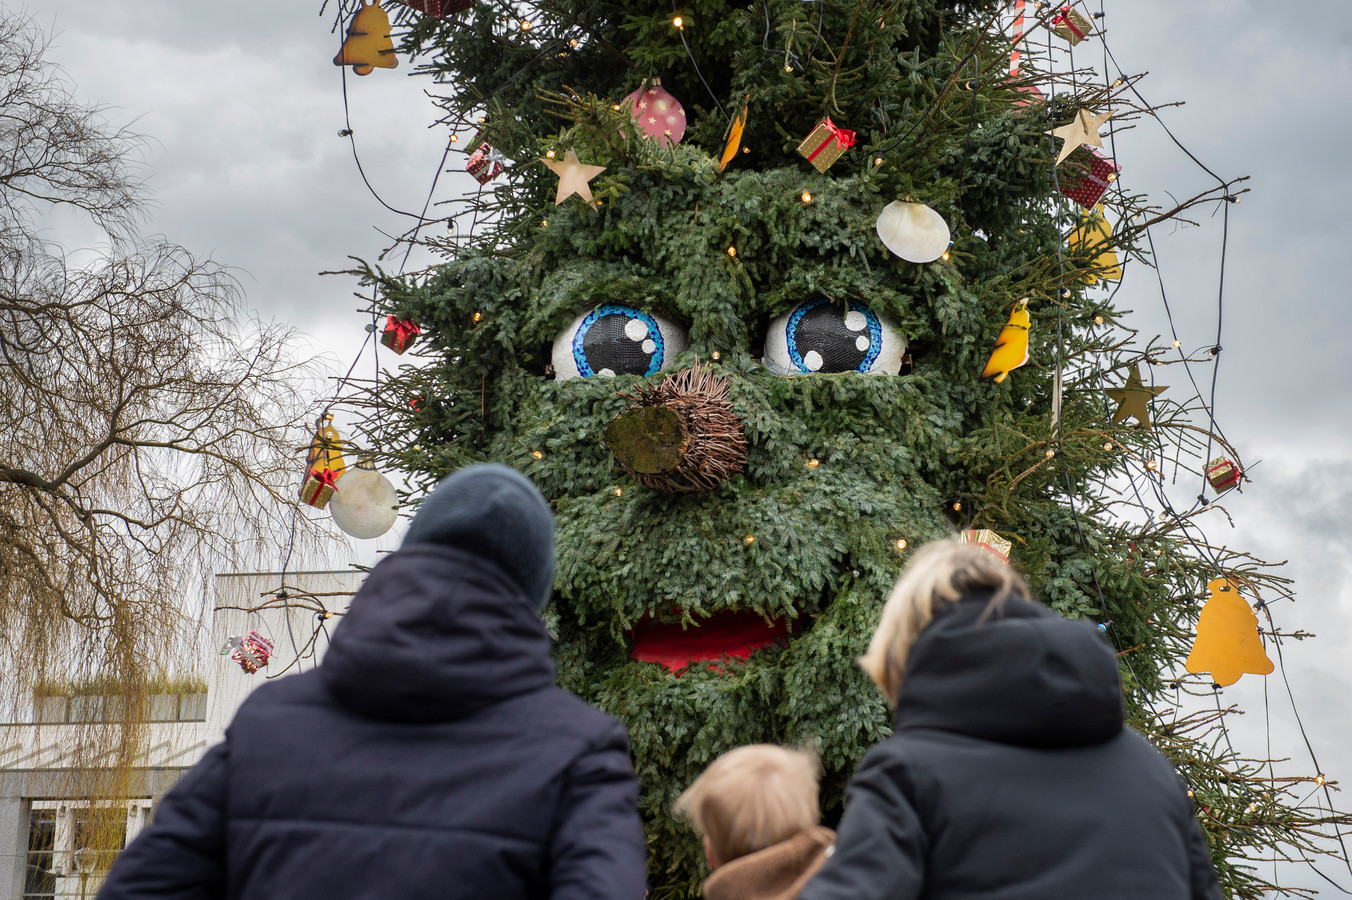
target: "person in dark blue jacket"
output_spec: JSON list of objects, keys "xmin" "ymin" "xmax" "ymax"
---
[
  {"xmin": 99, "ymin": 463, "xmax": 647, "ymax": 900},
  {"xmin": 798, "ymin": 539, "xmax": 1223, "ymax": 900}
]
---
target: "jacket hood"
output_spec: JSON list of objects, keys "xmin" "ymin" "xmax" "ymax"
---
[
  {"xmin": 321, "ymin": 545, "xmax": 556, "ymax": 722},
  {"xmin": 894, "ymin": 595, "xmax": 1124, "ymax": 748}
]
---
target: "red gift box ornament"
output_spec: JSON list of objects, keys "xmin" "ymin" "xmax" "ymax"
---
[
  {"xmin": 797, "ymin": 118, "xmax": 856, "ymax": 174},
  {"xmin": 381, "ymin": 316, "xmax": 422, "ymax": 354},
  {"xmin": 466, "ymin": 142, "xmax": 506, "ymax": 185},
  {"xmin": 301, "ymin": 467, "xmax": 341, "ymax": 510},
  {"xmin": 1058, "ymin": 146, "xmax": 1120, "ymax": 209},
  {"xmin": 223, "ymin": 631, "xmax": 275, "ymax": 675},
  {"xmin": 1205, "ymin": 457, "xmax": 1243, "ymax": 492},
  {"xmin": 396, "ymin": 0, "xmax": 472, "ymax": 16}
]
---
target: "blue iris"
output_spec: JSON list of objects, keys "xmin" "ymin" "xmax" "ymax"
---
[
  {"xmin": 571, "ymin": 304, "xmax": 665, "ymax": 377},
  {"xmin": 784, "ymin": 299, "xmax": 883, "ymax": 373}
]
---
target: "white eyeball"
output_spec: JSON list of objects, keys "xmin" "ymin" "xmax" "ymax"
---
[
  {"xmin": 551, "ymin": 304, "xmax": 689, "ymax": 380},
  {"xmin": 763, "ymin": 298, "xmax": 905, "ymax": 375}
]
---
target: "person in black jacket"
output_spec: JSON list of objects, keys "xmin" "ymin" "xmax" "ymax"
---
[
  {"xmin": 798, "ymin": 538, "xmax": 1222, "ymax": 900},
  {"xmin": 98, "ymin": 463, "xmax": 647, "ymax": 900}
]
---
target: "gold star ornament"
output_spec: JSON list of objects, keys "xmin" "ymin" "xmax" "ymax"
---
[
  {"xmin": 1106, "ymin": 362, "xmax": 1167, "ymax": 428},
  {"xmin": 1051, "ymin": 108, "xmax": 1114, "ymax": 165},
  {"xmin": 542, "ymin": 149, "xmax": 606, "ymax": 207}
]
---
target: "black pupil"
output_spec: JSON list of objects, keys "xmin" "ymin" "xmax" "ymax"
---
[
  {"xmin": 793, "ymin": 304, "xmax": 868, "ymax": 372},
  {"xmin": 582, "ymin": 313, "xmax": 654, "ymax": 376}
]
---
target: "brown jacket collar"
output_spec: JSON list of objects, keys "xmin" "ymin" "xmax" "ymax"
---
[{"xmin": 703, "ymin": 827, "xmax": 836, "ymax": 900}]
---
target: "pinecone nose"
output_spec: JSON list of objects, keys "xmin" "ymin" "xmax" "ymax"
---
[{"xmin": 605, "ymin": 361, "xmax": 747, "ymax": 493}]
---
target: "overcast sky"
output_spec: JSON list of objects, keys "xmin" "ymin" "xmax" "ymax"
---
[{"xmin": 33, "ymin": 0, "xmax": 1352, "ymax": 892}]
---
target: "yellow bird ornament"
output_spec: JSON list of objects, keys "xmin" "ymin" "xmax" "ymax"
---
[{"xmin": 981, "ymin": 299, "xmax": 1031, "ymax": 384}]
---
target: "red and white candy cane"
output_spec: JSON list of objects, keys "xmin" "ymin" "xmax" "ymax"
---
[{"xmin": 1010, "ymin": 0, "xmax": 1026, "ymax": 77}]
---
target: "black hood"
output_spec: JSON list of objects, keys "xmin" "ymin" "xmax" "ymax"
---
[
  {"xmin": 321, "ymin": 545, "xmax": 556, "ymax": 722},
  {"xmin": 894, "ymin": 595, "xmax": 1124, "ymax": 748}
]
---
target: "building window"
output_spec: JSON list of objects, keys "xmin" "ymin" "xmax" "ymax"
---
[
  {"xmin": 22, "ymin": 808, "xmax": 55, "ymax": 899},
  {"xmin": 21, "ymin": 692, "xmax": 208, "ymax": 724},
  {"xmin": 24, "ymin": 801, "xmax": 150, "ymax": 898}
]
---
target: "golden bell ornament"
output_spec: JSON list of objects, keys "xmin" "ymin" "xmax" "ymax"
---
[{"xmin": 1185, "ymin": 578, "xmax": 1274, "ymax": 687}]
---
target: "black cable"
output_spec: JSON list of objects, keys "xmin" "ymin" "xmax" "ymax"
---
[
  {"xmin": 672, "ymin": 0, "xmax": 727, "ymax": 119},
  {"xmin": 1265, "ymin": 612, "xmax": 1352, "ymax": 878}
]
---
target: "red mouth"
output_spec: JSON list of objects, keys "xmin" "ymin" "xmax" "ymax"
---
[{"xmin": 629, "ymin": 609, "xmax": 792, "ymax": 672}]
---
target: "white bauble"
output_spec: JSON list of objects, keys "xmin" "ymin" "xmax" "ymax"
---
[
  {"xmin": 876, "ymin": 200, "xmax": 951, "ymax": 263},
  {"xmin": 330, "ymin": 465, "xmax": 399, "ymax": 539}
]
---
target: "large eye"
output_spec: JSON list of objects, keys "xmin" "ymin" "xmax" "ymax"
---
[
  {"xmin": 551, "ymin": 304, "xmax": 689, "ymax": 380},
  {"xmin": 763, "ymin": 297, "xmax": 906, "ymax": 375}
]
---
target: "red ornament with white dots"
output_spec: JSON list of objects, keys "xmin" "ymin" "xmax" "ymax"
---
[{"xmin": 623, "ymin": 78, "xmax": 686, "ymax": 148}]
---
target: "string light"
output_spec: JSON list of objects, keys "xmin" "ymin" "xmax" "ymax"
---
[
  {"xmin": 613, "ymin": 487, "xmax": 623, "ymax": 497},
  {"xmin": 472, "ymin": 311, "xmax": 483, "ymax": 323},
  {"xmin": 951, "ymin": 501, "xmax": 963, "ymax": 512},
  {"xmin": 1145, "ymin": 459, "xmax": 1158, "ymax": 471},
  {"xmin": 727, "ymin": 246, "xmax": 737, "ymax": 257},
  {"xmin": 1103, "ymin": 442, "xmax": 1114, "ymax": 451},
  {"xmin": 744, "ymin": 535, "xmax": 755, "ymax": 545},
  {"xmin": 532, "ymin": 450, "xmax": 544, "ymax": 459},
  {"xmin": 710, "ymin": 351, "xmax": 721, "ymax": 360},
  {"xmin": 941, "ymin": 250, "xmax": 950, "ymax": 261},
  {"xmin": 520, "ymin": 19, "xmax": 532, "ymax": 30},
  {"xmin": 801, "ymin": 191, "xmax": 813, "ymax": 204},
  {"xmin": 541, "ymin": 219, "xmax": 548, "ymax": 227},
  {"xmin": 1045, "ymin": 448, "xmax": 1056, "ymax": 459},
  {"xmin": 896, "ymin": 539, "xmax": 908, "ymax": 550},
  {"xmin": 672, "ymin": 15, "xmax": 683, "ymax": 28},
  {"xmin": 742, "ymin": 147, "xmax": 750, "ymax": 154},
  {"xmin": 450, "ymin": 134, "xmax": 459, "ymax": 143},
  {"xmin": 1094, "ymin": 315, "xmax": 1104, "ymax": 325},
  {"xmin": 1316, "ymin": 774, "xmax": 1326, "ymax": 786},
  {"xmin": 807, "ymin": 458, "xmax": 820, "ymax": 468},
  {"xmin": 1172, "ymin": 340, "xmax": 1181, "ymax": 348},
  {"xmin": 873, "ymin": 157, "xmax": 884, "ymax": 166},
  {"xmin": 546, "ymin": 149, "xmax": 556, "ymax": 159}
]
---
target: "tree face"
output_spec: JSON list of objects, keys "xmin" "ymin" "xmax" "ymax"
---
[{"xmin": 383, "ymin": 129, "xmax": 1053, "ymax": 888}]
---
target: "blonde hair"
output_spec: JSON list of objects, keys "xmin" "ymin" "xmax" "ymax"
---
[
  {"xmin": 859, "ymin": 538, "xmax": 1028, "ymax": 708},
  {"xmin": 674, "ymin": 744, "xmax": 820, "ymax": 865}
]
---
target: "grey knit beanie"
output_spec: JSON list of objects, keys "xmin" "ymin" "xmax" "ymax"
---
[{"xmin": 402, "ymin": 464, "xmax": 555, "ymax": 610}]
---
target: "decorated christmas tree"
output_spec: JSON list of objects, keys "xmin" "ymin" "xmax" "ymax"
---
[{"xmin": 343, "ymin": 0, "xmax": 1347, "ymax": 895}]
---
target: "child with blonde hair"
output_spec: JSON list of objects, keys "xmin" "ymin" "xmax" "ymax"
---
[{"xmin": 676, "ymin": 744, "xmax": 835, "ymax": 900}]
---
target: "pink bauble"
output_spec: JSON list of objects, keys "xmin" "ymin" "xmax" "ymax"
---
[{"xmin": 623, "ymin": 80, "xmax": 686, "ymax": 147}]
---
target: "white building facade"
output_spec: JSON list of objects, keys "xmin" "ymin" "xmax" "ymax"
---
[{"xmin": 0, "ymin": 570, "xmax": 363, "ymax": 899}]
